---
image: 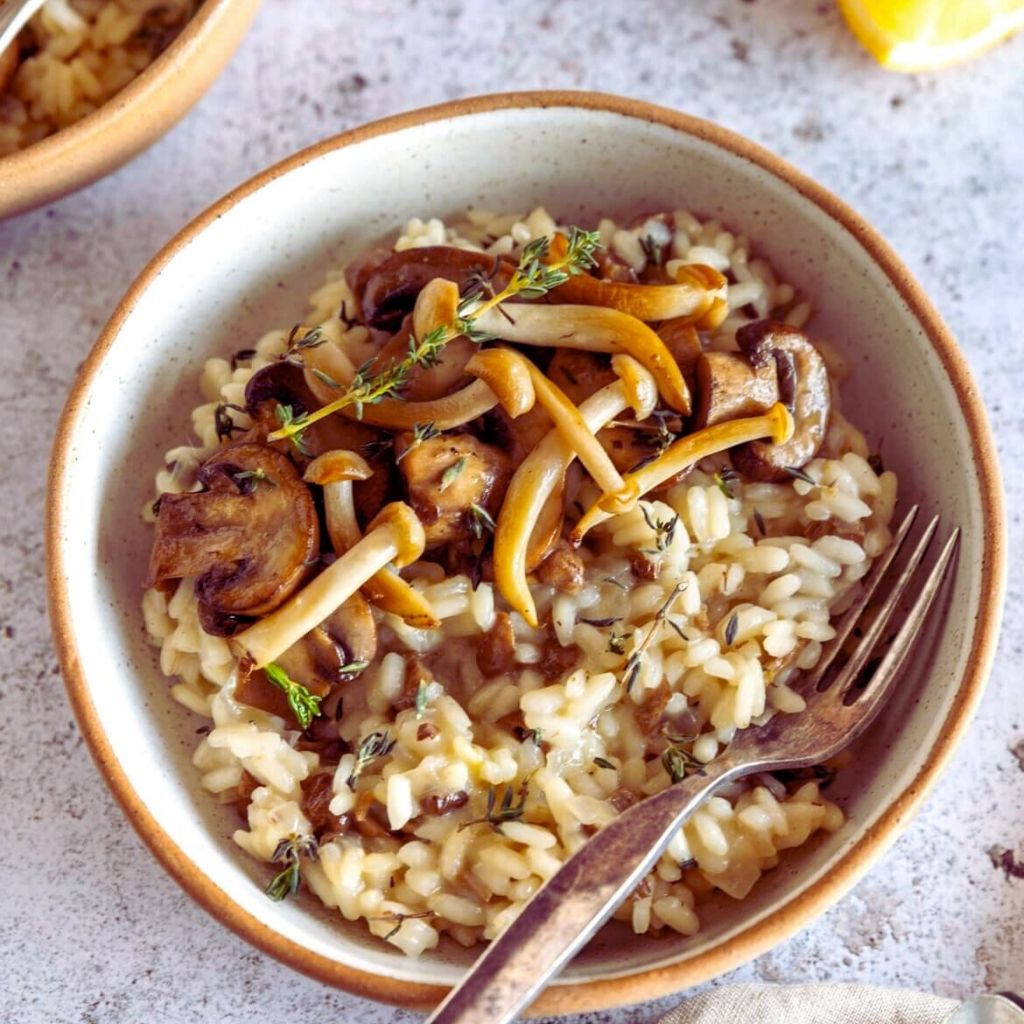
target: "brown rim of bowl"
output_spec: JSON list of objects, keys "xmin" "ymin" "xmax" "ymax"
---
[
  {"xmin": 0, "ymin": 0, "xmax": 261, "ymax": 220},
  {"xmin": 46, "ymin": 91, "xmax": 1006, "ymax": 1017}
]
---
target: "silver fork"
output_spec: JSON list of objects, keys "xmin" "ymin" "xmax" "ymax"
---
[{"xmin": 426, "ymin": 506, "xmax": 959, "ymax": 1024}]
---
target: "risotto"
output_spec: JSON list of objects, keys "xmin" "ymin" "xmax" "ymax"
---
[
  {"xmin": 0, "ymin": 0, "xmax": 196, "ymax": 156},
  {"xmin": 141, "ymin": 206, "xmax": 897, "ymax": 958}
]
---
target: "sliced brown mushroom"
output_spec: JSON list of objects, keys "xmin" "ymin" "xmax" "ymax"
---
[
  {"xmin": 694, "ymin": 351, "xmax": 780, "ymax": 428},
  {"xmin": 245, "ymin": 361, "xmax": 391, "ymax": 523},
  {"xmin": 730, "ymin": 320, "xmax": 831, "ymax": 482},
  {"xmin": 273, "ymin": 593, "xmax": 378, "ymax": 688},
  {"xmin": 0, "ymin": 44, "xmax": 18, "ymax": 94},
  {"xmin": 397, "ymin": 433, "xmax": 512, "ymax": 549},
  {"xmin": 148, "ymin": 442, "xmax": 319, "ymax": 619},
  {"xmin": 358, "ymin": 247, "xmax": 514, "ymax": 330}
]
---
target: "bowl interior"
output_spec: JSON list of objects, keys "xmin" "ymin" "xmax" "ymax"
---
[{"xmin": 50, "ymin": 100, "xmax": 997, "ymax": 994}]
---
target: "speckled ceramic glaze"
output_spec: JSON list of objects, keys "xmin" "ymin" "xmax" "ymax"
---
[
  {"xmin": 46, "ymin": 93, "xmax": 1005, "ymax": 1016},
  {"xmin": 0, "ymin": 0, "xmax": 261, "ymax": 219}
]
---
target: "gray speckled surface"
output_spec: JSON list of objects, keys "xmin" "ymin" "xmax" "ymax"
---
[{"xmin": 1, "ymin": 1, "xmax": 1023, "ymax": 1021}]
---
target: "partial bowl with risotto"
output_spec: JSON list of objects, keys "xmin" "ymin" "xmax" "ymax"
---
[
  {"xmin": 46, "ymin": 92, "xmax": 1005, "ymax": 1016},
  {"xmin": 0, "ymin": 0, "xmax": 260, "ymax": 218}
]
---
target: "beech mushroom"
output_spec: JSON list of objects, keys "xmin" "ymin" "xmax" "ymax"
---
[
  {"xmin": 304, "ymin": 451, "xmax": 439, "ymax": 629},
  {"xmin": 472, "ymin": 303, "xmax": 691, "ymax": 415},
  {"xmin": 233, "ymin": 502, "xmax": 426, "ymax": 668},
  {"xmin": 358, "ymin": 246, "xmax": 514, "ymax": 330},
  {"xmin": 730, "ymin": 320, "xmax": 831, "ymax": 482},
  {"xmin": 493, "ymin": 357, "xmax": 656, "ymax": 627},
  {"xmin": 570, "ymin": 403, "xmax": 795, "ymax": 544},
  {"xmin": 148, "ymin": 442, "xmax": 319, "ymax": 620}
]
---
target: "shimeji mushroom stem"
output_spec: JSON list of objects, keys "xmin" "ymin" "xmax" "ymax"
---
[
  {"xmin": 570, "ymin": 402, "xmax": 795, "ymax": 545},
  {"xmin": 473, "ymin": 303, "xmax": 691, "ymax": 414},
  {"xmin": 234, "ymin": 502, "xmax": 425, "ymax": 668},
  {"xmin": 494, "ymin": 367, "xmax": 651, "ymax": 627}
]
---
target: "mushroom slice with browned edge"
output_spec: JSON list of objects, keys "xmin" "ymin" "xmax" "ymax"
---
[
  {"xmin": 358, "ymin": 246, "xmax": 515, "ymax": 330},
  {"xmin": 148, "ymin": 442, "xmax": 319, "ymax": 620},
  {"xmin": 730, "ymin": 320, "xmax": 831, "ymax": 482},
  {"xmin": 694, "ymin": 351, "xmax": 780, "ymax": 429}
]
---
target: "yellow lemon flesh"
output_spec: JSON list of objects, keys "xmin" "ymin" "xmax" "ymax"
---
[{"xmin": 838, "ymin": 0, "xmax": 1024, "ymax": 72}]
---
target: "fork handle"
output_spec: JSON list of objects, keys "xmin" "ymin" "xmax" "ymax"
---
[{"xmin": 425, "ymin": 758, "xmax": 744, "ymax": 1024}]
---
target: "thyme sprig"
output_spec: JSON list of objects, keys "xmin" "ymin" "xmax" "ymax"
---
[
  {"xmin": 619, "ymin": 583, "xmax": 687, "ymax": 693},
  {"xmin": 459, "ymin": 781, "xmax": 529, "ymax": 832},
  {"xmin": 266, "ymin": 228, "xmax": 601, "ymax": 448},
  {"xmin": 468, "ymin": 503, "xmax": 496, "ymax": 539},
  {"xmin": 714, "ymin": 467, "xmax": 741, "ymax": 500},
  {"xmin": 264, "ymin": 663, "xmax": 322, "ymax": 729},
  {"xmin": 232, "ymin": 467, "xmax": 275, "ymax": 494},
  {"xmin": 640, "ymin": 504, "xmax": 680, "ymax": 554},
  {"xmin": 395, "ymin": 421, "xmax": 441, "ymax": 464},
  {"xmin": 264, "ymin": 833, "xmax": 319, "ymax": 901},
  {"xmin": 346, "ymin": 730, "xmax": 396, "ymax": 790}
]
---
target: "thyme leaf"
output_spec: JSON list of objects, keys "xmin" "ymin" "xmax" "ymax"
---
[
  {"xmin": 395, "ymin": 422, "xmax": 441, "ymax": 464},
  {"xmin": 662, "ymin": 745, "xmax": 704, "ymax": 784},
  {"xmin": 266, "ymin": 228, "xmax": 601, "ymax": 445},
  {"xmin": 753, "ymin": 508, "xmax": 766, "ymax": 537},
  {"xmin": 468, "ymin": 503, "xmax": 496, "ymax": 539},
  {"xmin": 640, "ymin": 504, "xmax": 679, "ymax": 553},
  {"xmin": 459, "ymin": 781, "xmax": 529, "ymax": 832},
  {"xmin": 618, "ymin": 582, "xmax": 687, "ymax": 693},
  {"xmin": 264, "ymin": 833, "xmax": 318, "ymax": 901},
  {"xmin": 723, "ymin": 610, "xmax": 739, "ymax": 647},
  {"xmin": 264, "ymin": 663, "xmax": 322, "ymax": 729},
  {"xmin": 347, "ymin": 730, "xmax": 396, "ymax": 790},
  {"xmin": 214, "ymin": 402, "xmax": 247, "ymax": 442},
  {"xmin": 232, "ymin": 467, "xmax": 275, "ymax": 494},
  {"xmin": 415, "ymin": 679, "xmax": 429, "ymax": 720},
  {"xmin": 713, "ymin": 467, "xmax": 740, "ymax": 499},
  {"xmin": 439, "ymin": 457, "xmax": 466, "ymax": 494},
  {"xmin": 593, "ymin": 756, "xmax": 616, "ymax": 771}
]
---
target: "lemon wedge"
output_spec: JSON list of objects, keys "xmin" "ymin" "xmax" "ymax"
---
[{"xmin": 838, "ymin": 0, "xmax": 1024, "ymax": 72}]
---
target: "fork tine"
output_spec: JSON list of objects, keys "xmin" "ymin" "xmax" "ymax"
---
[
  {"xmin": 841, "ymin": 527, "xmax": 959, "ymax": 712},
  {"xmin": 822, "ymin": 513, "xmax": 940, "ymax": 697},
  {"xmin": 802, "ymin": 504, "xmax": 920, "ymax": 691}
]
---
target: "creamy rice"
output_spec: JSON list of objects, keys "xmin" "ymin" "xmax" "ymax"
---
[
  {"xmin": 0, "ymin": 0, "xmax": 195, "ymax": 156},
  {"xmin": 142, "ymin": 207, "xmax": 897, "ymax": 957}
]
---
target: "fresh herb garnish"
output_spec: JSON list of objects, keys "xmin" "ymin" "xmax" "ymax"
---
[
  {"xmin": 459, "ymin": 781, "xmax": 529, "ymax": 832},
  {"xmin": 346, "ymin": 730, "xmax": 396, "ymax": 789},
  {"xmin": 714, "ymin": 467, "xmax": 741, "ymax": 499},
  {"xmin": 468, "ymin": 502, "xmax": 496, "ymax": 539},
  {"xmin": 640, "ymin": 504, "xmax": 680, "ymax": 554},
  {"xmin": 337, "ymin": 659, "xmax": 369, "ymax": 678},
  {"xmin": 580, "ymin": 616, "xmax": 621, "ymax": 628},
  {"xmin": 528, "ymin": 728, "xmax": 543, "ymax": 746},
  {"xmin": 230, "ymin": 348, "xmax": 256, "ymax": 370},
  {"xmin": 723, "ymin": 610, "xmax": 739, "ymax": 647},
  {"xmin": 439, "ymin": 457, "xmax": 466, "ymax": 493},
  {"xmin": 618, "ymin": 583, "xmax": 687, "ymax": 693},
  {"xmin": 602, "ymin": 575, "xmax": 629, "ymax": 591},
  {"xmin": 371, "ymin": 910, "xmax": 437, "ymax": 940},
  {"xmin": 662, "ymin": 744, "xmax": 704, "ymax": 784},
  {"xmin": 607, "ymin": 630, "xmax": 628, "ymax": 655},
  {"xmin": 264, "ymin": 833, "xmax": 318, "ymax": 901},
  {"xmin": 753, "ymin": 508, "xmax": 766, "ymax": 537},
  {"xmin": 395, "ymin": 422, "xmax": 441, "ymax": 463},
  {"xmin": 310, "ymin": 367, "xmax": 340, "ymax": 390},
  {"xmin": 274, "ymin": 404, "xmax": 312, "ymax": 456},
  {"xmin": 415, "ymin": 679, "xmax": 429, "ymax": 720},
  {"xmin": 639, "ymin": 231, "xmax": 667, "ymax": 266},
  {"xmin": 626, "ymin": 410, "xmax": 678, "ymax": 472},
  {"xmin": 232, "ymin": 467, "xmax": 275, "ymax": 494},
  {"xmin": 265, "ymin": 228, "xmax": 601, "ymax": 448},
  {"xmin": 264, "ymin": 663, "xmax": 322, "ymax": 729},
  {"xmin": 594, "ymin": 756, "xmax": 616, "ymax": 771}
]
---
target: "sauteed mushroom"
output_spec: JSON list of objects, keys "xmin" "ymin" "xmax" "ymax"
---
[
  {"xmin": 731, "ymin": 320, "xmax": 830, "ymax": 482},
  {"xmin": 397, "ymin": 433, "xmax": 511, "ymax": 549},
  {"xmin": 358, "ymin": 247, "xmax": 514, "ymax": 330},
  {"xmin": 694, "ymin": 351, "xmax": 780, "ymax": 428},
  {"xmin": 148, "ymin": 442, "xmax": 319, "ymax": 619}
]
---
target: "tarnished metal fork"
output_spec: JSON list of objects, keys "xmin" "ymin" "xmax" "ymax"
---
[{"xmin": 427, "ymin": 506, "xmax": 959, "ymax": 1024}]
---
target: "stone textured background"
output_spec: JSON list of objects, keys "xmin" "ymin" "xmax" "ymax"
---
[{"xmin": 2, "ymin": 2, "xmax": 1022, "ymax": 1021}]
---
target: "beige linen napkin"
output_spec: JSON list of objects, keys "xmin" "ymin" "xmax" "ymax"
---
[{"xmin": 659, "ymin": 983, "xmax": 959, "ymax": 1024}]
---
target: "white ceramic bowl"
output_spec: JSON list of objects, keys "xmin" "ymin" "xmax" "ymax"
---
[{"xmin": 47, "ymin": 92, "xmax": 1005, "ymax": 1016}]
